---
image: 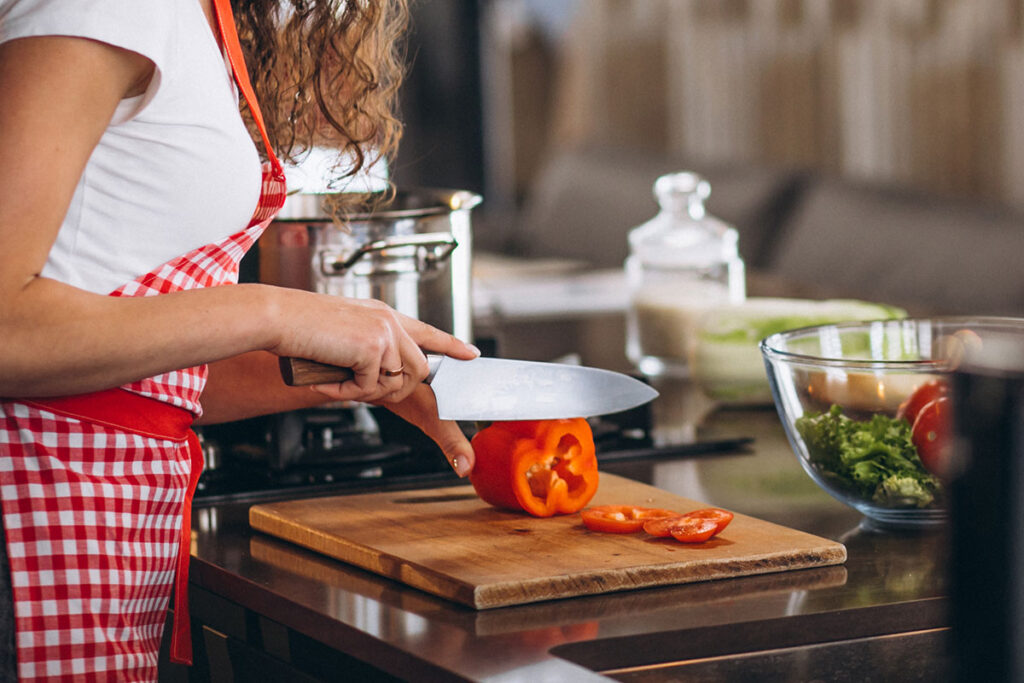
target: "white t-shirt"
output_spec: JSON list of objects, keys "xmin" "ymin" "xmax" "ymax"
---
[{"xmin": 0, "ymin": 0, "xmax": 263, "ymax": 294}]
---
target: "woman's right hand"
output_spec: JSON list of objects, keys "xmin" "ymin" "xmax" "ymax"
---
[{"xmin": 265, "ymin": 287, "xmax": 479, "ymax": 405}]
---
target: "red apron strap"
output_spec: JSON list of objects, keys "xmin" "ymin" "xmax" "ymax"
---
[
  {"xmin": 170, "ymin": 430, "xmax": 204, "ymax": 664},
  {"xmin": 23, "ymin": 388, "xmax": 194, "ymax": 441},
  {"xmin": 210, "ymin": 0, "xmax": 284, "ymax": 179}
]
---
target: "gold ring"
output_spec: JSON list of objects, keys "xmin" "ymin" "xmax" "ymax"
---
[{"xmin": 381, "ymin": 366, "xmax": 404, "ymax": 377}]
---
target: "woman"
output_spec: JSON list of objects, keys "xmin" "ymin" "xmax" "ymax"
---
[{"xmin": 0, "ymin": 0, "xmax": 479, "ymax": 679}]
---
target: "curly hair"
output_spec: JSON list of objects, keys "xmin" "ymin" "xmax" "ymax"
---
[{"xmin": 231, "ymin": 0, "xmax": 409, "ymax": 193}]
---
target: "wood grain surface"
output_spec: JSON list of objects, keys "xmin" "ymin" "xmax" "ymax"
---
[{"xmin": 248, "ymin": 474, "xmax": 847, "ymax": 609}]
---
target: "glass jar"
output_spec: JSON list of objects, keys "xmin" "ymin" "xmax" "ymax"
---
[{"xmin": 625, "ymin": 172, "xmax": 746, "ymax": 378}]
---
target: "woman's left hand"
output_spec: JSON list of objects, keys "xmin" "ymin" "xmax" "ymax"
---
[{"xmin": 312, "ymin": 383, "xmax": 474, "ymax": 477}]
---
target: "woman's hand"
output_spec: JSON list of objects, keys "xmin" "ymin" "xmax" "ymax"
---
[
  {"xmin": 268, "ymin": 288, "xmax": 478, "ymax": 403},
  {"xmin": 262, "ymin": 289, "xmax": 479, "ymax": 477},
  {"xmin": 374, "ymin": 385, "xmax": 475, "ymax": 477}
]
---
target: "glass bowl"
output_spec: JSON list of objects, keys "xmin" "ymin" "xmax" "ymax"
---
[{"xmin": 760, "ymin": 317, "xmax": 1024, "ymax": 530}]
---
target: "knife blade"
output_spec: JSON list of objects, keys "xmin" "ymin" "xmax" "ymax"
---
[{"xmin": 279, "ymin": 355, "xmax": 659, "ymax": 421}]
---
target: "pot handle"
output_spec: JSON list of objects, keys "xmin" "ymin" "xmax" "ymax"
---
[{"xmin": 320, "ymin": 232, "xmax": 458, "ymax": 276}]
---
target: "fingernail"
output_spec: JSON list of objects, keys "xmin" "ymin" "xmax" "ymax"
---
[
  {"xmin": 467, "ymin": 344, "xmax": 482, "ymax": 358},
  {"xmin": 451, "ymin": 455, "xmax": 470, "ymax": 477}
]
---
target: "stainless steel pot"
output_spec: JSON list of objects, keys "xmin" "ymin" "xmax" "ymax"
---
[{"xmin": 260, "ymin": 188, "xmax": 481, "ymax": 341}]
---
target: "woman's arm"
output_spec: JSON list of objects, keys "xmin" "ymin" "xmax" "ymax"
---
[{"xmin": 0, "ymin": 35, "xmax": 477, "ymax": 410}]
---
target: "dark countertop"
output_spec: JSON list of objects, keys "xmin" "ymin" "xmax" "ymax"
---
[{"xmin": 181, "ymin": 387, "xmax": 950, "ymax": 682}]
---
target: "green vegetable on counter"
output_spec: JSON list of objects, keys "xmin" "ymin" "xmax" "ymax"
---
[{"xmin": 795, "ymin": 405, "xmax": 942, "ymax": 508}]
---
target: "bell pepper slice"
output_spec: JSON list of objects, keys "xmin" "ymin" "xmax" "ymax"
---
[
  {"xmin": 643, "ymin": 508, "xmax": 734, "ymax": 538},
  {"xmin": 668, "ymin": 517, "xmax": 720, "ymax": 543},
  {"xmin": 469, "ymin": 418, "xmax": 599, "ymax": 517},
  {"xmin": 580, "ymin": 505, "xmax": 681, "ymax": 533}
]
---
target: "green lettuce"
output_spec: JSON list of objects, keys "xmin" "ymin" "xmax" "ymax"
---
[{"xmin": 795, "ymin": 405, "xmax": 942, "ymax": 508}]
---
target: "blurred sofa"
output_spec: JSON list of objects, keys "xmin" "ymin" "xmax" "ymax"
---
[{"xmin": 496, "ymin": 145, "xmax": 1024, "ymax": 318}]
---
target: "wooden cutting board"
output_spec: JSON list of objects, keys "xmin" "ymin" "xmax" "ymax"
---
[{"xmin": 249, "ymin": 474, "xmax": 846, "ymax": 609}]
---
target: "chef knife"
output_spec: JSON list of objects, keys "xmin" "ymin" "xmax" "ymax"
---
[{"xmin": 279, "ymin": 355, "xmax": 659, "ymax": 421}]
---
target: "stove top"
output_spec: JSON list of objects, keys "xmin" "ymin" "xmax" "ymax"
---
[{"xmin": 193, "ymin": 400, "xmax": 753, "ymax": 507}]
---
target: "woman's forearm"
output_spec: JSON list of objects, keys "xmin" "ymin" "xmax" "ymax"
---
[
  {"xmin": 1, "ymin": 274, "xmax": 477, "ymax": 410},
  {"xmin": 0, "ymin": 277, "xmax": 279, "ymax": 397}
]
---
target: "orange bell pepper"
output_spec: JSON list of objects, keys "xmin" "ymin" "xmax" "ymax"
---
[{"xmin": 469, "ymin": 418, "xmax": 599, "ymax": 517}]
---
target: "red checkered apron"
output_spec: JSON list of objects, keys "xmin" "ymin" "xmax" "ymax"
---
[{"xmin": 0, "ymin": 1, "xmax": 285, "ymax": 679}]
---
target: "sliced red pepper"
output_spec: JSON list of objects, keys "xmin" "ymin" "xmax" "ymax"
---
[
  {"xmin": 469, "ymin": 418, "xmax": 599, "ymax": 517},
  {"xmin": 668, "ymin": 517, "xmax": 720, "ymax": 543},
  {"xmin": 642, "ymin": 515, "xmax": 684, "ymax": 538},
  {"xmin": 681, "ymin": 508, "xmax": 734, "ymax": 535},
  {"xmin": 643, "ymin": 508, "xmax": 734, "ymax": 539},
  {"xmin": 580, "ymin": 505, "xmax": 680, "ymax": 533}
]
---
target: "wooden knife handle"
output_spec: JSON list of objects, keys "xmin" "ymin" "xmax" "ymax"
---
[
  {"xmin": 280, "ymin": 354, "xmax": 444, "ymax": 387},
  {"xmin": 279, "ymin": 357, "xmax": 355, "ymax": 386}
]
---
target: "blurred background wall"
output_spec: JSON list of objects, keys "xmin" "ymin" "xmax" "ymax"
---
[
  {"xmin": 388, "ymin": 0, "xmax": 1024, "ymax": 363},
  {"xmin": 395, "ymin": 0, "xmax": 1024, "ymax": 210}
]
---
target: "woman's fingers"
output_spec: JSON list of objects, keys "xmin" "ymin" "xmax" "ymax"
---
[
  {"xmin": 420, "ymin": 329, "xmax": 481, "ymax": 361},
  {"xmin": 333, "ymin": 304, "xmax": 478, "ymax": 404},
  {"xmin": 395, "ymin": 310, "xmax": 480, "ymax": 361},
  {"xmin": 307, "ymin": 384, "xmax": 475, "ymax": 478},
  {"xmin": 283, "ymin": 295, "xmax": 482, "ymax": 476},
  {"xmin": 273, "ymin": 291, "xmax": 479, "ymax": 405},
  {"xmin": 384, "ymin": 385, "xmax": 475, "ymax": 477}
]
